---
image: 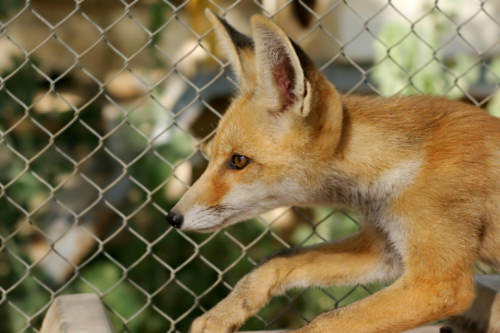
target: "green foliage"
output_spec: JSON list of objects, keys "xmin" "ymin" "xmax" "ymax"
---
[
  {"xmin": 0, "ymin": 240, "xmax": 52, "ymax": 333},
  {"xmin": 147, "ymin": 2, "xmax": 171, "ymax": 67},
  {"xmin": 372, "ymin": 7, "xmax": 479, "ymax": 98},
  {"xmin": 486, "ymin": 58, "xmax": 500, "ymax": 118},
  {"xmin": 76, "ymin": 262, "xmax": 149, "ymax": 332},
  {"xmin": 0, "ymin": 0, "xmax": 23, "ymax": 20},
  {"xmin": 291, "ymin": 209, "xmax": 360, "ymax": 246}
]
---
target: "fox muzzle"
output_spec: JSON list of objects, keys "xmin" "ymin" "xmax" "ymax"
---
[{"xmin": 166, "ymin": 211, "xmax": 184, "ymax": 228}]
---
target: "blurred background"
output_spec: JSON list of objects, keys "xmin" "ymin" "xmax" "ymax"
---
[{"xmin": 0, "ymin": 0, "xmax": 499, "ymax": 332}]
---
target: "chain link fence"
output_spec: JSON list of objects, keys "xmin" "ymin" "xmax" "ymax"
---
[{"xmin": 0, "ymin": 0, "xmax": 499, "ymax": 332}]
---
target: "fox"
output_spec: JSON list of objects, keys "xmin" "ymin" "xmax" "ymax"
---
[{"xmin": 166, "ymin": 9, "xmax": 500, "ymax": 333}]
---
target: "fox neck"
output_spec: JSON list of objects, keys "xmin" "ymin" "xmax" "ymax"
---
[{"xmin": 303, "ymin": 92, "xmax": 422, "ymax": 220}]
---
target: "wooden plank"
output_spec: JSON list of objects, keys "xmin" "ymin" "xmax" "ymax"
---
[
  {"xmin": 40, "ymin": 293, "xmax": 113, "ymax": 333},
  {"xmin": 476, "ymin": 274, "xmax": 500, "ymax": 292}
]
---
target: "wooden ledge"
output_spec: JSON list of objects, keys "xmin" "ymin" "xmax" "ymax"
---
[{"xmin": 40, "ymin": 293, "xmax": 113, "ymax": 333}]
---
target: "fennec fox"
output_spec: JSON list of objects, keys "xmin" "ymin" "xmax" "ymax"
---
[{"xmin": 166, "ymin": 9, "xmax": 500, "ymax": 333}]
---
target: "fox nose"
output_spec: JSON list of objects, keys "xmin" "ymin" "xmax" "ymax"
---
[{"xmin": 166, "ymin": 211, "xmax": 184, "ymax": 228}]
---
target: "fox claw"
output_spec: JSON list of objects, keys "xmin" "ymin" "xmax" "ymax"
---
[{"xmin": 190, "ymin": 312, "xmax": 238, "ymax": 333}]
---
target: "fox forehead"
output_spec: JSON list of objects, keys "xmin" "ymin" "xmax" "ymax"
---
[
  {"xmin": 212, "ymin": 96, "xmax": 272, "ymax": 157},
  {"xmin": 211, "ymin": 94, "xmax": 307, "ymax": 161}
]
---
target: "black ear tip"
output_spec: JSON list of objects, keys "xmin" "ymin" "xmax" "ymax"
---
[
  {"xmin": 205, "ymin": 8, "xmax": 225, "ymax": 23},
  {"xmin": 210, "ymin": 11, "xmax": 254, "ymax": 49},
  {"xmin": 290, "ymin": 39, "xmax": 314, "ymax": 72},
  {"xmin": 205, "ymin": 8, "xmax": 220, "ymax": 22},
  {"xmin": 205, "ymin": 7, "xmax": 215, "ymax": 18}
]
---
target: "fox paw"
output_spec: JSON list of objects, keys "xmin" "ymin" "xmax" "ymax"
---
[{"xmin": 190, "ymin": 312, "xmax": 238, "ymax": 333}]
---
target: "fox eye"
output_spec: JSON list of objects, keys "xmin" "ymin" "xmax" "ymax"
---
[{"xmin": 230, "ymin": 154, "xmax": 250, "ymax": 170}]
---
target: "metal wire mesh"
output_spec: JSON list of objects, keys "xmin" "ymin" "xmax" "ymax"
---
[{"xmin": 0, "ymin": 0, "xmax": 499, "ymax": 332}]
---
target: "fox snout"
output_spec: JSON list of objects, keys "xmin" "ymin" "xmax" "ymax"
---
[{"xmin": 166, "ymin": 210, "xmax": 184, "ymax": 229}]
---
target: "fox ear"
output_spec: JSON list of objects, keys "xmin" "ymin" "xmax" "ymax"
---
[
  {"xmin": 251, "ymin": 15, "xmax": 311, "ymax": 117},
  {"xmin": 205, "ymin": 9, "xmax": 255, "ymax": 92}
]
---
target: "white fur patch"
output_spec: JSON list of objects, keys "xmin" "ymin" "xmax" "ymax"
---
[
  {"xmin": 253, "ymin": 21, "xmax": 304, "ymax": 110},
  {"xmin": 181, "ymin": 205, "xmax": 215, "ymax": 231},
  {"xmin": 369, "ymin": 159, "xmax": 423, "ymax": 256},
  {"xmin": 286, "ymin": 252, "xmax": 403, "ymax": 291},
  {"xmin": 299, "ymin": 80, "xmax": 313, "ymax": 117},
  {"xmin": 371, "ymin": 160, "xmax": 422, "ymax": 199},
  {"xmin": 322, "ymin": 159, "xmax": 422, "ymax": 256},
  {"xmin": 180, "ymin": 179, "xmax": 309, "ymax": 232}
]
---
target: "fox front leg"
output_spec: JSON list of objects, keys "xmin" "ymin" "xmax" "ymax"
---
[
  {"xmin": 190, "ymin": 264, "xmax": 279, "ymax": 333},
  {"xmin": 190, "ymin": 228, "xmax": 396, "ymax": 333},
  {"xmin": 288, "ymin": 215, "xmax": 480, "ymax": 332},
  {"xmin": 289, "ymin": 270, "xmax": 475, "ymax": 333}
]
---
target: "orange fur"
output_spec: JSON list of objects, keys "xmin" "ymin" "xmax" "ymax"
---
[{"xmin": 167, "ymin": 11, "xmax": 500, "ymax": 333}]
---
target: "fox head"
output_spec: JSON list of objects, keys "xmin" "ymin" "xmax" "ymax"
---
[{"xmin": 166, "ymin": 10, "xmax": 344, "ymax": 232}]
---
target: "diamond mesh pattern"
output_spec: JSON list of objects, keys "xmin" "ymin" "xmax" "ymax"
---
[{"xmin": 0, "ymin": 0, "xmax": 499, "ymax": 332}]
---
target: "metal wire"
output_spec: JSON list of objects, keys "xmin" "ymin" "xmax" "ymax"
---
[{"xmin": 0, "ymin": 0, "xmax": 498, "ymax": 332}]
